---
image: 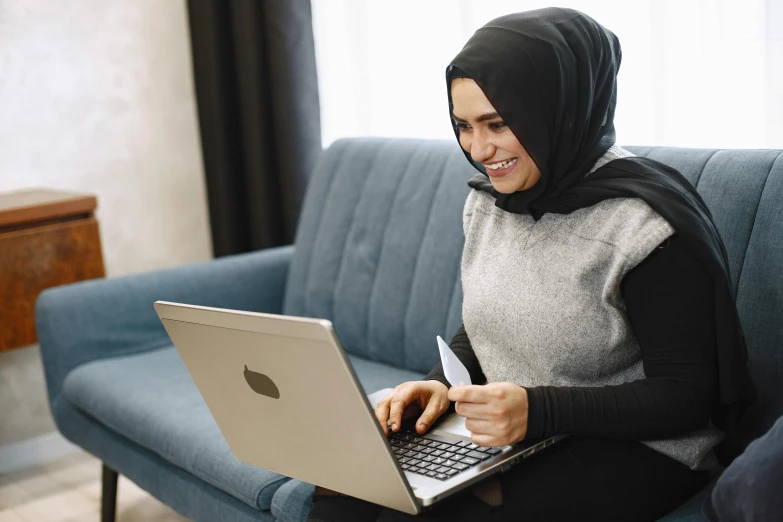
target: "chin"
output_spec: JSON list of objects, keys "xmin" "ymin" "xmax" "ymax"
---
[{"xmin": 490, "ymin": 179, "xmax": 522, "ymax": 194}]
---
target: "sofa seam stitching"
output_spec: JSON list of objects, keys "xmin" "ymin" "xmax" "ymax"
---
[
  {"xmin": 255, "ymin": 476, "xmax": 292, "ymax": 511},
  {"xmin": 301, "ymin": 140, "xmax": 350, "ymax": 315},
  {"xmin": 328, "ymin": 144, "xmax": 383, "ymax": 323},
  {"xmin": 443, "ymin": 274, "xmax": 462, "ymax": 344},
  {"xmin": 401, "ymin": 154, "xmax": 450, "ymax": 368},
  {"xmin": 735, "ymin": 150, "xmax": 782, "ymax": 293},
  {"xmin": 365, "ymin": 146, "xmax": 418, "ymax": 361},
  {"xmin": 694, "ymin": 150, "xmax": 720, "ymax": 190},
  {"xmin": 441, "ymin": 158, "xmax": 466, "ymax": 345}
]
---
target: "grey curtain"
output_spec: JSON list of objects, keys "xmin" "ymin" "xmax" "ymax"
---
[{"xmin": 187, "ymin": 0, "xmax": 321, "ymax": 256}]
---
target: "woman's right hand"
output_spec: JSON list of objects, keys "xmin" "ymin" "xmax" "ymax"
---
[{"xmin": 374, "ymin": 380, "xmax": 450, "ymax": 436}]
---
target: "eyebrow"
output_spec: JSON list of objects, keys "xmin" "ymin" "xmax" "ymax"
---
[{"xmin": 451, "ymin": 112, "xmax": 502, "ymax": 123}]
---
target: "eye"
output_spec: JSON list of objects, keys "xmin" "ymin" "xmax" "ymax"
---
[
  {"xmin": 489, "ymin": 121, "xmax": 507, "ymax": 131},
  {"xmin": 455, "ymin": 122, "xmax": 472, "ymax": 132}
]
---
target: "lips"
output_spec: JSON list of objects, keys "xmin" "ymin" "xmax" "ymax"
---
[{"xmin": 484, "ymin": 157, "xmax": 518, "ymax": 178}]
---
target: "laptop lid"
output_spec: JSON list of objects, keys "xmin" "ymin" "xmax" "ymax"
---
[{"xmin": 154, "ymin": 301, "xmax": 420, "ymax": 515}]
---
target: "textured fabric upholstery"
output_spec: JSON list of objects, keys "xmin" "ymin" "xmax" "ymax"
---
[
  {"xmin": 62, "ymin": 347, "xmax": 289, "ymax": 511},
  {"xmin": 628, "ymin": 147, "xmax": 783, "ymax": 444},
  {"xmin": 37, "ymin": 246, "xmax": 294, "ymax": 519},
  {"xmin": 53, "ymin": 391, "xmax": 276, "ymax": 522},
  {"xmin": 271, "ymin": 479, "xmax": 317, "ymax": 522},
  {"xmin": 283, "ymin": 138, "xmax": 474, "ymax": 373},
  {"xmin": 60, "ymin": 346, "xmax": 422, "ymax": 509},
  {"xmin": 37, "ymin": 245, "xmax": 294, "ymax": 412},
  {"xmin": 347, "ymin": 355, "xmax": 425, "ymax": 392}
]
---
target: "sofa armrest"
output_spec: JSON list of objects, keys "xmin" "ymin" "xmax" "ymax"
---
[{"xmin": 36, "ymin": 245, "xmax": 294, "ymax": 407}]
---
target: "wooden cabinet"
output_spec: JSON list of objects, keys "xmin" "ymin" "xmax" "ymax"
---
[{"xmin": 0, "ymin": 189, "xmax": 106, "ymax": 351}]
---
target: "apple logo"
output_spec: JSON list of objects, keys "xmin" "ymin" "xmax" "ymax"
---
[{"xmin": 243, "ymin": 365, "xmax": 280, "ymax": 399}]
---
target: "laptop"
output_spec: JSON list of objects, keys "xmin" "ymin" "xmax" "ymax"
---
[{"xmin": 154, "ymin": 301, "xmax": 565, "ymax": 515}]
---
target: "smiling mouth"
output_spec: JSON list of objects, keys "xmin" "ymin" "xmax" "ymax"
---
[{"xmin": 484, "ymin": 157, "xmax": 518, "ymax": 177}]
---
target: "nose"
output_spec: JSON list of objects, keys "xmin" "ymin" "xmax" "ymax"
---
[{"xmin": 470, "ymin": 131, "xmax": 495, "ymax": 164}]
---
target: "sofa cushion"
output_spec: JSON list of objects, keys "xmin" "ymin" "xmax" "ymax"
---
[
  {"xmin": 347, "ymin": 353, "xmax": 425, "ymax": 393},
  {"xmin": 271, "ymin": 479, "xmax": 316, "ymax": 522},
  {"xmin": 62, "ymin": 345, "xmax": 425, "ymax": 514},
  {"xmin": 62, "ymin": 346, "xmax": 289, "ymax": 511}
]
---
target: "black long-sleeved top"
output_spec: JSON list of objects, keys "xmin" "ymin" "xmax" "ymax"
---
[{"xmin": 425, "ymin": 234, "xmax": 717, "ymax": 441}]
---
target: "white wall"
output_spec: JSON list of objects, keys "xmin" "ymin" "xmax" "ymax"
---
[
  {"xmin": 312, "ymin": 0, "xmax": 783, "ymax": 150},
  {"xmin": 0, "ymin": 0, "xmax": 212, "ymax": 448},
  {"xmin": 0, "ymin": 0, "xmax": 212, "ymax": 278}
]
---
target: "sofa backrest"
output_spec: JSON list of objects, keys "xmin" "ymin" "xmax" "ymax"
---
[
  {"xmin": 284, "ymin": 138, "xmax": 474, "ymax": 374},
  {"xmin": 285, "ymin": 138, "xmax": 783, "ymax": 439},
  {"xmin": 626, "ymin": 146, "xmax": 783, "ymax": 441}
]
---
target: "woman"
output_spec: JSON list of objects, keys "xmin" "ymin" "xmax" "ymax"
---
[{"xmin": 308, "ymin": 8, "xmax": 755, "ymax": 522}]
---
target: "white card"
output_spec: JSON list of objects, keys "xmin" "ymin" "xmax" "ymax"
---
[{"xmin": 437, "ymin": 335, "xmax": 472, "ymax": 387}]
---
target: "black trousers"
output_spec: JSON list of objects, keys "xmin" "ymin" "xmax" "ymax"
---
[{"xmin": 307, "ymin": 437, "xmax": 710, "ymax": 522}]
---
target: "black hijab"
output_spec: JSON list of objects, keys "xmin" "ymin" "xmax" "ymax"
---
[{"xmin": 448, "ymin": 8, "xmax": 756, "ymax": 461}]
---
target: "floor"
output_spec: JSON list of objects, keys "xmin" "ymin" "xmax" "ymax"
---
[{"xmin": 0, "ymin": 452, "xmax": 189, "ymax": 522}]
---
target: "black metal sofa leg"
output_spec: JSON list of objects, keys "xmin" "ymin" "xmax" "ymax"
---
[{"xmin": 101, "ymin": 463, "xmax": 119, "ymax": 522}]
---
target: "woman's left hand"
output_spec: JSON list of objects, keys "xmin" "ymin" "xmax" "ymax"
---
[{"xmin": 448, "ymin": 382, "xmax": 528, "ymax": 447}]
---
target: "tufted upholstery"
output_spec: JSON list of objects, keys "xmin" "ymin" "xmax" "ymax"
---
[{"xmin": 283, "ymin": 138, "xmax": 474, "ymax": 373}]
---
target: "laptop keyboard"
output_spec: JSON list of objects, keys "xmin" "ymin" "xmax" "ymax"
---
[{"xmin": 388, "ymin": 429, "xmax": 504, "ymax": 481}]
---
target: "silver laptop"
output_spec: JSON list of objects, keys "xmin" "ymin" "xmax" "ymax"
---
[{"xmin": 154, "ymin": 301, "xmax": 564, "ymax": 515}]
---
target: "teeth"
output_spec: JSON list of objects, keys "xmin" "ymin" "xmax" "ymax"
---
[{"xmin": 486, "ymin": 158, "xmax": 517, "ymax": 170}]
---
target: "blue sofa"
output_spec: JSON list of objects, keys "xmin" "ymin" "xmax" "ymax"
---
[{"xmin": 36, "ymin": 138, "xmax": 783, "ymax": 522}]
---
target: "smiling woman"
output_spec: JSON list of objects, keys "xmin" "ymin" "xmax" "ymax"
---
[
  {"xmin": 308, "ymin": 7, "xmax": 756, "ymax": 522},
  {"xmin": 449, "ymin": 78, "xmax": 541, "ymax": 194}
]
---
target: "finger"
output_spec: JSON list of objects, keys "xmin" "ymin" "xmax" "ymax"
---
[
  {"xmin": 389, "ymin": 388, "xmax": 416, "ymax": 432},
  {"xmin": 454, "ymin": 401, "xmax": 493, "ymax": 420},
  {"xmin": 464, "ymin": 418, "xmax": 494, "ymax": 435},
  {"xmin": 470, "ymin": 432, "xmax": 501, "ymax": 447},
  {"xmin": 374, "ymin": 395, "xmax": 393, "ymax": 435},
  {"xmin": 448, "ymin": 384, "xmax": 491, "ymax": 404},
  {"xmin": 416, "ymin": 395, "xmax": 448, "ymax": 434}
]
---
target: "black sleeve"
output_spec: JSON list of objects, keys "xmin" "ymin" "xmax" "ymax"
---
[
  {"xmin": 525, "ymin": 233, "xmax": 717, "ymax": 440},
  {"xmin": 424, "ymin": 324, "xmax": 487, "ymax": 388}
]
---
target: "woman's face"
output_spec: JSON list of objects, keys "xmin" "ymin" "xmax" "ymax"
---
[{"xmin": 450, "ymin": 78, "xmax": 541, "ymax": 194}]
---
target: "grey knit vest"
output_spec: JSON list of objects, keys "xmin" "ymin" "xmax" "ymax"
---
[{"xmin": 461, "ymin": 146, "xmax": 722, "ymax": 470}]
